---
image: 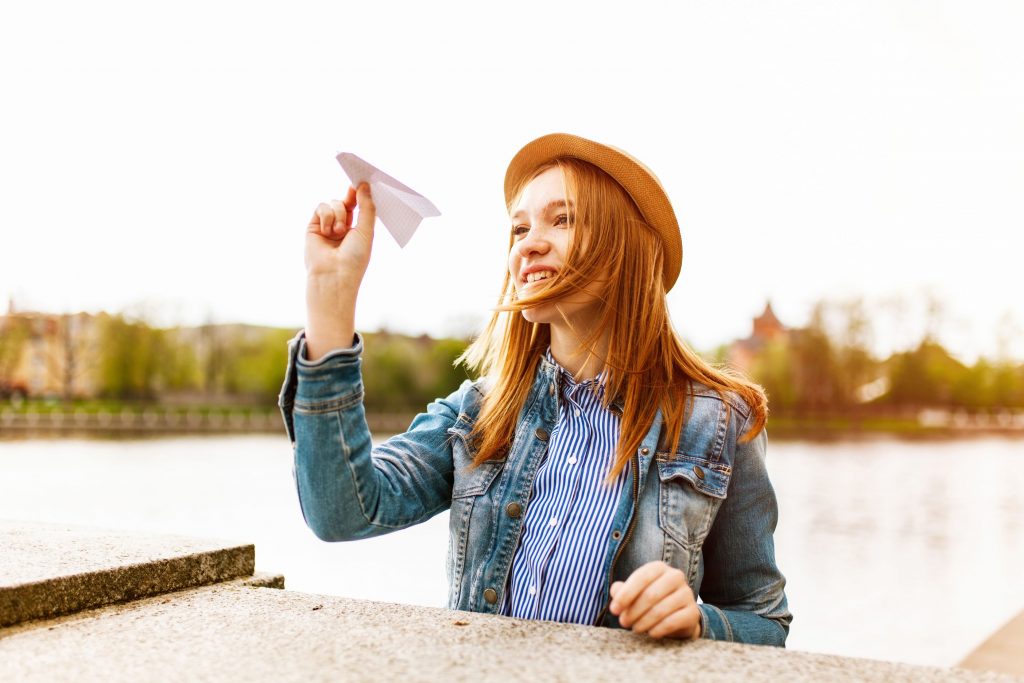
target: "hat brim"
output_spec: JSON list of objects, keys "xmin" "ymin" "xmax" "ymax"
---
[{"xmin": 504, "ymin": 132, "xmax": 682, "ymax": 290}]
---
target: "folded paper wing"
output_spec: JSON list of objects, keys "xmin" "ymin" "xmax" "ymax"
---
[{"xmin": 336, "ymin": 152, "xmax": 441, "ymax": 248}]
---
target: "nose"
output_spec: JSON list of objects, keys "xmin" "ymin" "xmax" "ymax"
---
[{"xmin": 516, "ymin": 225, "xmax": 551, "ymax": 258}]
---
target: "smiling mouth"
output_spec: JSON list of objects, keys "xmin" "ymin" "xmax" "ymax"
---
[{"xmin": 522, "ymin": 270, "xmax": 557, "ymax": 285}]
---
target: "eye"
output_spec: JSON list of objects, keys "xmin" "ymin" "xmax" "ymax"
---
[
  {"xmin": 512, "ymin": 225, "xmax": 529, "ymax": 237},
  {"xmin": 555, "ymin": 214, "xmax": 573, "ymax": 227}
]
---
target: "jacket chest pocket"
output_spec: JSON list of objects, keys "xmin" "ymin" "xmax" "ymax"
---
[{"xmin": 656, "ymin": 457, "xmax": 730, "ymax": 551}]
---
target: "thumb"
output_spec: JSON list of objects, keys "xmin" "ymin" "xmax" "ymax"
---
[{"xmin": 355, "ymin": 182, "xmax": 376, "ymax": 237}]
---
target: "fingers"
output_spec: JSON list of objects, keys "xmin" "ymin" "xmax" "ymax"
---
[
  {"xmin": 306, "ymin": 184, "xmax": 372, "ymax": 242},
  {"xmin": 309, "ymin": 203, "xmax": 334, "ymax": 236},
  {"xmin": 618, "ymin": 568, "xmax": 682, "ymax": 629},
  {"xmin": 610, "ymin": 561, "xmax": 698, "ymax": 639},
  {"xmin": 353, "ymin": 182, "xmax": 375, "ymax": 235},
  {"xmin": 608, "ymin": 560, "xmax": 667, "ymax": 620},
  {"xmin": 646, "ymin": 602, "xmax": 701, "ymax": 640},
  {"xmin": 628, "ymin": 579, "xmax": 689, "ymax": 634}
]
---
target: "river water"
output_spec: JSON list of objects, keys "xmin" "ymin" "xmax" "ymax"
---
[{"xmin": 1, "ymin": 433, "xmax": 1021, "ymax": 668}]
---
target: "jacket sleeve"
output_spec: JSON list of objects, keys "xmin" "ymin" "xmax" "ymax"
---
[
  {"xmin": 696, "ymin": 409, "xmax": 793, "ymax": 646},
  {"xmin": 278, "ymin": 329, "xmax": 465, "ymax": 542}
]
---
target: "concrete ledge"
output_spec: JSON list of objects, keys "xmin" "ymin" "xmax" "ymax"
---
[
  {"xmin": 236, "ymin": 572, "xmax": 285, "ymax": 590},
  {"xmin": 1, "ymin": 584, "xmax": 1016, "ymax": 682},
  {"xmin": 0, "ymin": 521, "xmax": 254, "ymax": 628}
]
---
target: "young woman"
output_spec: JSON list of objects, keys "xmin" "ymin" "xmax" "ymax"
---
[{"xmin": 279, "ymin": 133, "xmax": 792, "ymax": 645}]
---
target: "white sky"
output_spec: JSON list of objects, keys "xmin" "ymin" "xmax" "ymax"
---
[{"xmin": 1, "ymin": 1, "xmax": 1022, "ymax": 362}]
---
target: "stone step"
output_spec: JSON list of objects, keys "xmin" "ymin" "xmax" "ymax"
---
[
  {"xmin": 0, "ymin": 520, "xmax": 256, "ymax": 628},
  {"xmin": 1, "ymin": 583, "xmax": 1014, "ymax": 683}
]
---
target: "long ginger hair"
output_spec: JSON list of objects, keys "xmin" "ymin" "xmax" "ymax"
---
[{"xmin": 457, "ymin": 157, "xmax": 767, "ymax": 484}]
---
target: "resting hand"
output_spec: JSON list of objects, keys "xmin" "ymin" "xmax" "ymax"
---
[{"xmin": 609, "ymin": 560, "xmax": 701, "ymax": 640}]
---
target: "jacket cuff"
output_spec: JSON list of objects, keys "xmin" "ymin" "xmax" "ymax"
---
[
  {"xmin": 277, "ymin": 329, "xmax": 364, "ymax": 444},
  {"xmin": 698, "ymin": 603, "xmax": 734, "ymax": 642},
  {"xmin": 295, "ymin": 331, "xmax": 362, "ymax": 367}
]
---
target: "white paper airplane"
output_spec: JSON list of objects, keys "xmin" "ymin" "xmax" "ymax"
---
[{"xmin": 336, "ymin": 152, "xmax": 441, "ymax": 248}]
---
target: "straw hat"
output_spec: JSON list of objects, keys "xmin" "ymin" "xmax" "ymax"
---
[{"xmin": 504, "ymin": 132, "xmax": 682, "ymax": 291}]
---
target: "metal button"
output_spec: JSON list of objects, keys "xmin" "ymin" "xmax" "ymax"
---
[
  {"xmin": 506, "ymin": 502, "xmax": 522, "ymax": 518},
  {"xmin": 483, "ymin": 588, "xmax": 498, "ymax": 604},
  {"xmin": 640, "ymin": 447, "xmax": 649, "ymax": 455},
  {"xmin": 694, "ymin": 465, "xmax": 706, "ymax": 480},
  {"xmin": 535, "ymin": 428, "xmax": 549, "ymax": 441},
  {"xmin": 612, "ymin": 530, "xmax": 622, "ymax": 540}
]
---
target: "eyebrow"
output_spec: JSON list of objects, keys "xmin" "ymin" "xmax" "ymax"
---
[{"xmin": 510, "ymin": 199, "xmax": 575, "ymax": 220}]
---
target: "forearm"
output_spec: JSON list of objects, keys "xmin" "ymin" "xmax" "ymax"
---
[
  {"xmin": 698, "ymin": 603, "xmax": 789, "ymax": 646},
  {"xmin": 305, "ymin": 274, "xmax": 359, "ymax": 361},
  {"xmin": 278, "ymin": 331, "xmax": 459, "ymax": 542},
  {"xmin": 281, "ymin": 331, "xmax": 387, "ymax": 541}
]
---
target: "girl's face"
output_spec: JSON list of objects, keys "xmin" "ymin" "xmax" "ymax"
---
[{"xmin": 508, "ymin": 166, "xmax": 603, "ymax": 329}]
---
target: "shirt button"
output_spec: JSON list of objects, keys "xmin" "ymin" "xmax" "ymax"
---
[
  {"xmin": 549, "ymin": 517, "xmax": 558, "ymax": 527},
  {"xmin": 535, "ymin": 428, "xmax": 549, "ymax": 442},
  {"xmin": 528, "ymin": 586, "xmax": 536, "ymax": 596},
  {"xmin": 567, "ymin": 456, "xmax": 577, "ymax": 465},
  {"xmin": 506, "ymin": 502, "xmax": 522, "ymax": 518},
  {"xmin": 483, "ymin": 588, "xmax": 498, "ymax": 604},
  {"xmin": 574, "ymin": 408, "xmax": 581, "ymax": 417}
]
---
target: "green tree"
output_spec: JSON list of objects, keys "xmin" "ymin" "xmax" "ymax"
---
[
  {"xmin": 788, "ymin": 305, "xmax": 839, "ymax": 411},
  {"xmin": 884, "ymin": 341, "xmax": 967, "ymax": 408},
  {"xmin": 749, "ymin": 338, "xmax": 798, "ymax": 412},
  {"xmin": 226, "ymin": 328, "xmax": 294, "ymax": 402},
  {"xmin": 362, "ymin": 335, "xmax": 419, "ymax": 413},
  {"xmin": 424, "ymin": 337, "xmax": 471, "ymax": 400},
  {"xmin": 96, "ymin": 314, "xmax": 166, "ymax": 400},
  {"xmin": 0, "ymin": 316, "xmax": 29, "ymax": 387}
]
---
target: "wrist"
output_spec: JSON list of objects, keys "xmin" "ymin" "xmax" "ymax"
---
[{"xmin": 306, "ymin": 272, "xmax": 360, "ymax": 300}]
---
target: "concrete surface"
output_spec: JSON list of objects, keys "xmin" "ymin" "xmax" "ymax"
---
[
  {"xmin": 960, "ymin": 610, "xmax": 1024, "ymax": 677},
  {"xmin": 0, "ymin": 520, "xmax": 254, "ymax": 628},
  {"xmin": 1, "ymin": 583, "xmax": 1018, "ymax": 683}
]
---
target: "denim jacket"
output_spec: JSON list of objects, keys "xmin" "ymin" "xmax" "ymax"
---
[{"xmin": 278, "ymin": 330, "xmax": 792, "ymax": 646}]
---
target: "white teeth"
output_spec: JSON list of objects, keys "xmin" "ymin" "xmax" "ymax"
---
[{"xmin": 525, "ymin": 271, "xmax": 555, "ymax": 283}]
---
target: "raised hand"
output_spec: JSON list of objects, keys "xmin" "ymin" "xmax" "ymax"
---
[
  {"xmin": 306, "ymin": 183, "xmax": 376, "ymax": 285},
  {"xmin": 303, "ymin": 183, "xmax": 376, "ymax": 361}
]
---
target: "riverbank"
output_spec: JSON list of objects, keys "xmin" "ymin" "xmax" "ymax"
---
[
  {"xmin": 0, "ymin": 404, "xmax": 413, "ymax": 437},
  {"xmin": 765, "ymin": 412, "xmax": 1024, "ymax": 440},
  {"xmin": 3, "ymin": 408, "xmax": 1023, "ymax": 440}
]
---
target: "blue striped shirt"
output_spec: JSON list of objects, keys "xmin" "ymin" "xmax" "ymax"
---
[{"xmin": 499, "ymin": 348, "xmax": 629, "ymax": 624}]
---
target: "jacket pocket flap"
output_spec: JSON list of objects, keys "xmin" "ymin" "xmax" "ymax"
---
[
  {"xmin": 656, "ymin": 458, "xmax": 730, "ymax": 499},
  {"xmin": 448, "ymin": 414, "xmax": 503, "ymax": 498},
  {"xmin": 450, "ymin": 459, "xmax": 503, "ymax": 498}
]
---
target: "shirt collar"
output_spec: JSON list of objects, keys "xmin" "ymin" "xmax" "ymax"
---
[{"xmin": 544, "ymin": 346, "xmax": 607, "ymax": 391}]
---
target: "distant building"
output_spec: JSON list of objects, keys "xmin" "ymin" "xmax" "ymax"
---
[
  {"xmin": 0, "ymin": 300, "xmax": 104, "ymax": 399},
  {"xmin": 727, "ymin": 301, "xmax": 789, "ymax": 374}
]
